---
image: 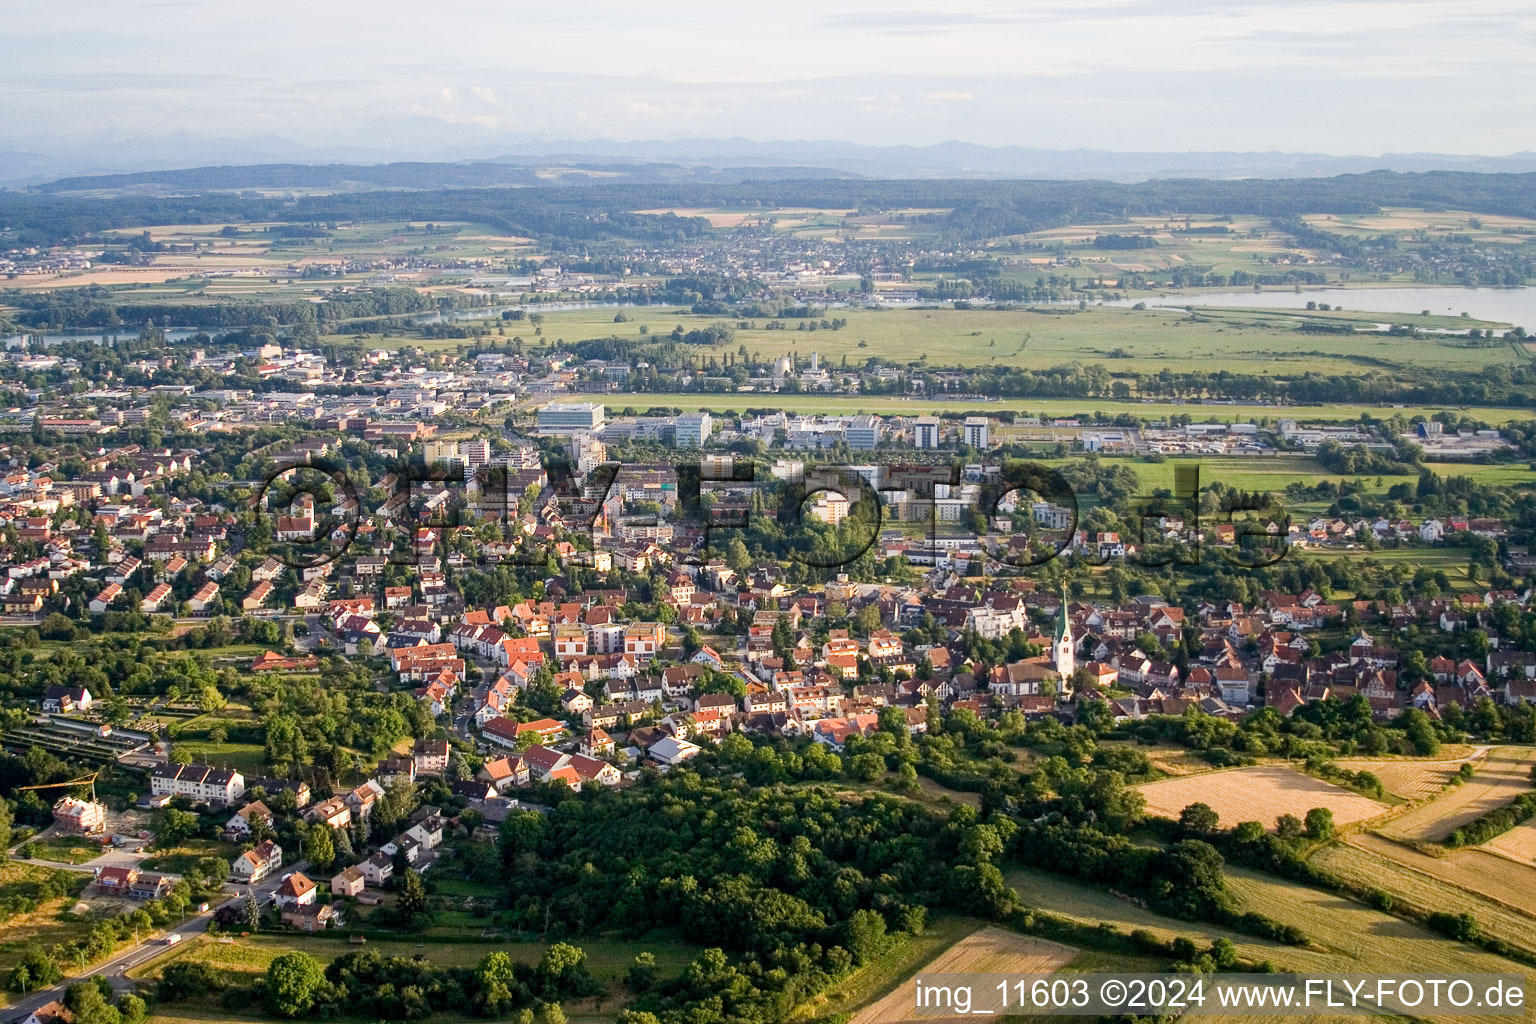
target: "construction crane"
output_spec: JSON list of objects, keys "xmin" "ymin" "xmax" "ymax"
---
[{"xmin": 16, "ymin": 770, "xmax": 101, "ymax": 803}]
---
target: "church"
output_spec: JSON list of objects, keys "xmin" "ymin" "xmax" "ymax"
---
[
  {"xmin": 988, "ymin": 585, "xmax": 1076, "ymax": 700},
  {"xmin": 1052, "ymin": 585, "xmax": 1075, "ymax": 677}
]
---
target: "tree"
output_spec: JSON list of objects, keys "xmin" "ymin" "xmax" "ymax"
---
[
  {"xmin": 263, "ymin": 951, "xmax": 327, "ymax": 1018},
  {"xmin": 153, "ymin": 807, "xmax": 199, "ymax": 847},
  {"xmin": 475, "ymin": 951, "xmax": 519, "ymax": 1015},
  {"xmin": 1275, "ymin": 814, "xmax": 1304, "ymax": 841},
  {"xmin": 842, "ymin": 908, "xmax": 889, "ymax": 965},
  {"xmin": 242, "ymin": 892, "xmax": 261, "ymax": 931},
  {"xmin": 7, "ymin": 944, "xmax": 61, "ymax": 992},
  {"xmin": 158, "ymin": 961, "xmax": 223, "ymax": 1002},
  {"xmin": 847, "ymin": 752, "xmax": 884, "ymax": 782},
  {"xmin": 117, "ymin": 994, "xmax": 147, "ymax": 1024},
  {"xmin": 1304, "ymin": 807, "xmax": 1335, "ymax": 840},
  {"xmin": 1233, "ymin": 821, "xmax": 1266, "ymax": 844},
  {"xmin": 1178, "ymin": 802, "xmax": 1220, "ymax": 836},
  {"xmin": 305, "ymin": 823, "xmax": 335, "ymax": 873},
  {"xmin": 725, "ymin": 538, "xmax": 751, "ymax": 575},
  {"xmin": 396, "ymin": 868, "xmax": 429, "ymax": 924},
  {"xmin": 537, "ymin": 942, "xmax": 587, "ymax": 991},
  {"xmin": 65, "ymin": 981, "xmax": 121, "ymax": 1024},
  {"xmin": 626, "ymin": 952, "xmax": 656, "ymax": 992}
]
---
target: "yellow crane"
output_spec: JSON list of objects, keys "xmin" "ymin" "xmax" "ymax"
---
[{"xmin": 15, "ymin": 770, "xmax": 101, "ymax": 803}]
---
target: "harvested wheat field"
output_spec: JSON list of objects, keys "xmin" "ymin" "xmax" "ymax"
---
[
  {"xmin": 1007, "ymin": 865, "xmax": 1536, "ymax": 1024},
  {"xmin": 1378, "ymin": 746, "xmax": 1536, "ymax": 843},
  {"xmin": 1486, "ymin": 820, "xmax": 1536, "ymax": 862},
  {"xmin": 1314, "ymin": 840, "xmax": 1536, "ymax": 954},
  {"xmin": 1136, "ymin": 765, "xmax": 1388, "ymax": 829},
  {"xmin": 1347, "ymin": 832, "xmax": 1536, "ymax": 918},
  {"xmin": 850, "ymin": 926, "xmax": 1076, "ymax": 1024},
  {"xmin": 1332, "ymin": 754, "xmax": 1475, "ymax": 801}
]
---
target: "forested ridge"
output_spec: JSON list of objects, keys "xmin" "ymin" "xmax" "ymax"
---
[{"xmin": 7, "ymin": 169, "xmax": 1536, "ymax": 245}]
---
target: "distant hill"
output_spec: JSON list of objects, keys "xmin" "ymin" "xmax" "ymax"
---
[
  {"xmin": 10, "ymin": 135, "xmax": 1536, "ymax": 191},
  {"xmin": 33, "ymin": 160, "xmax": 859, "ymax": 195}
]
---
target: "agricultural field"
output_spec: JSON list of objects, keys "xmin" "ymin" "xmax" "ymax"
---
[
  {"xmin": 453, "ymin": 303, "xmax": 1521, "ymax": 377},
  {"xmin": 1376, "ymin": 746, "xmax": 1536, "ymax": 844},
  {"xmin": 1301, "ymin": 208, "xmax": 1536, "ymax": 244},
  {"xmin": 556, "ymin": 390, "xmax": 1536, "ymax": 427},
  {"xmin": 1008, "ymin": 862, "xmax": 1536, "ymax": 1016},
  {"xmin": 1135, "ymin": 765, "xmax": 1388, "ymax": 829},
  {"xmin": 1331, "ymin": 754, "xmax": 1478, "ymax": 801},
  {"xmin": 1014, "ymin": 861, "xmax": 1536, "ymax": 1024},
  {"xmin": 1311, "ymin": 840, "xmax": 1536, "ymax": 956},
  {"xmin": 791, "ymin": 915, "xmax": 986, "ymax": 1022},
  {"xmin": 1486, "ymin": 820, "xmax": 1536, "ymax": 862},
  {"xmin": 1343, "ymin": 832, "xmax": 1536, "ymax": 922},
  {"xmin": 847, "ymin": 926, "xmax": 1078, "ymax": 1024}
]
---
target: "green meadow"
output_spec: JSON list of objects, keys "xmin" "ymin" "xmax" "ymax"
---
[{"xmin": 417, "ymin": 304, "xmax": 1522, "ymax": 377}]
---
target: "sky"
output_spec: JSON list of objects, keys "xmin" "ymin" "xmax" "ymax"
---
[{"xmin": 3, "ymin": 0, "xmax": 1535, "ymax": 158}]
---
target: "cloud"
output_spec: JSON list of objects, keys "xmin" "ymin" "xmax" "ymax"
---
[{"xmin": 2, "ymin": 0, "xmax": 1535, "ymax": 156}]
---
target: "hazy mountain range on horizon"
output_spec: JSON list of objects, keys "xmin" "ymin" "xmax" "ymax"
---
[{"xmin": 5, "ymin": 132, "xmax": 1536, "ymax": 189}]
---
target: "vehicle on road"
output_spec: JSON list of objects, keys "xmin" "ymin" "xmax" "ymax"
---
[{"xmin": 164, "ymin": 933, "xmax": 182, "ymax": 945}]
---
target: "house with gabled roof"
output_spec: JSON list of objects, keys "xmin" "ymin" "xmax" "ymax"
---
[{"xmin": 274, "ymin": 872, "xmax": 317, "ymax": 908}]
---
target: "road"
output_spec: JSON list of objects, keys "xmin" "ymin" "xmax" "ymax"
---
[
  {"xmin": 3, "ymin": 858, "xmax": 307, "ymax": 1016},
  {"xmin": 7, "ymin": 905, "xmax": 216, "ymax": 1014}
]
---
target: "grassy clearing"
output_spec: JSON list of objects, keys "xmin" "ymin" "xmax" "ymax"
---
[
  {"xmin": 0, "ymin": 863, "xmax": 95, "ymax": 977},
  {"xmin": 142, "ymin": 930, "xmax": 701, "ymax": 982},
  {"xmin": 140, "ymin": 839, "xmax": 241, "ymax": 875},
  {"xmin": 168, "ymin": 742, "xmax": 266, "ymax": 776},
  {"xmin": 0, "ymin": 861, "xmax": 91, "ymax": 935},
  {"xmin": 29, "ymin": 835, "xmax": 106, "ymax": 865}
]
